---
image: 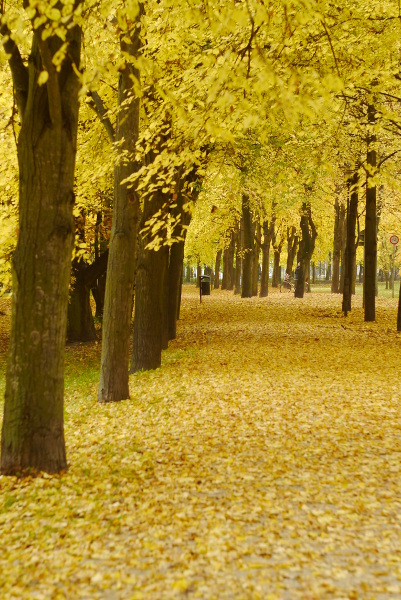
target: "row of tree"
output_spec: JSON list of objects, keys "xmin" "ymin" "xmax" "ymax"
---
[{"xmin": 1, "ymin": 0, "xmax": 401, "ymax": 473}]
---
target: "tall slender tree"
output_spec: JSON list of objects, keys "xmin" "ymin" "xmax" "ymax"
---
[
  {"xmin": 342, "ymin": 171, "xmax": 359, "ymax": 316},
  {"xmin": 98, "ymin": 9, "xmax": 143, "ymax": 402},
  {"xmin": 364, "ymin": 103, "xmax": 377, "ymax": 322},
  {"xmin": 295, "ymin": 202, "xmax": 317, "ymax": 299}
]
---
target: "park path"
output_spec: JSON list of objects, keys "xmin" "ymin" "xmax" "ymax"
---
[{"xmin": 1, "ymin": 286, "xmax": 401, "ymax": 599}]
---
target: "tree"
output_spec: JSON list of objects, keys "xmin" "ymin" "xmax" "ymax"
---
[
  {"xmin": 214, "ymin": 249, "xmax": 222, "ymax": 289},
  {"xmin": 259, "ymin": 216, "xmax": 274, "ymax": 298},
  {"xmin": 342, "ymin": 172, "xmax": 359, "ymax": 316},
  {"xmin": 364, "ymin": 103, "xmax": 377, "ymax": 322},
  {"xmin": 1, "ymin": 4, "xmax": 83, "ymax": 473},
  {"xmin": 295, "ymin": 201, "xmax": 317, "ymax": 299},
  {"xmin": 67, "ymin": 250, "xmax": 109, "ymax": 342},
  {"xmin": 98, "ymin": 7, "xmax": 142, "ymax": 403},
  {"xmin": 332, "ymin": 189, "xmax": 344, "ymax": 294},
  {"xmin": 241, "ymin": 194, "xmax": 253, "ymax": 298}
]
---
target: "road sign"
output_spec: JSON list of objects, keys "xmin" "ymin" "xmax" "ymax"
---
[{"xmin": 390, "ymin": 235, "xmax": 399, "ymax": 245}]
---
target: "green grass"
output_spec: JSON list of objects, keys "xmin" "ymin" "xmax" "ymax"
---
[{"xmin": 309, "ymin": 280, "xmax": 400, "ymax": 297}]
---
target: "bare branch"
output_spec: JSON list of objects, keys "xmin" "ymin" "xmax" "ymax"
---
[
  {"xmin": 377, "ymin": 150, "xmax": 401, "ymax": 169},
  {"xmin": 321, "ymin": 19, "xmax": 341, "ymax": 79},
  {"xmin": 87, "ymin": 91, "xmax": 115, "ymax": 143},
  {"xmin": 0, "ymin": 16, "xmax": 28, "ymax": 116}
]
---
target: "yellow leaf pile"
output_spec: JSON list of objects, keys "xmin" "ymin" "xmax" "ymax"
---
[{"xmin": 0, "ymin": 287, "xmax": 401, "ymax": 598}]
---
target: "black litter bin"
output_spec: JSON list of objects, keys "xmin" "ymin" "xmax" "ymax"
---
[{"xmin": 199, "ymin": 275, "xmax": 211, "ymax": 296}]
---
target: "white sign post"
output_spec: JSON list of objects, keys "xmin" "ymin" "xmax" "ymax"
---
[{"xmin": 390, "ymin": 235, "xmax": 399, "ymax": 298}]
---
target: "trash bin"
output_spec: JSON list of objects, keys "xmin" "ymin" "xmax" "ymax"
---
[{"xmin": 200, "ymin": 275, "xmax": 211, "ymax": 296}]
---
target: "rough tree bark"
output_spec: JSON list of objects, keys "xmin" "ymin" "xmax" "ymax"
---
[
  {"xmin": 234, "ymin": 224, "xmax": 242, "ymax": 295},
  {"xmin": 332, "ymin": 192, "xmax": 342, "ymax": 293},
  {"xmin": 161, "ymin": 245, "xmax": 170, "ymax": 351},
  {"xmin": 326, "ymin": 254, "xmax": 331, "ymax": 281},
  {"xmin": 260, "ymin": 219, "xmax": 274, "ymax": 297},
  {"xmin": 68, "ymin": 251, "xmax": 109, "ymax": 342},
  {"xmin": 227, "ymin": 231, "xmax": 235, "ymax": 291},
  {"xmin": 130, "ymin": 189, "xmax": 168, "ymax": 372},
  {"xmin": 342, "ymin": 172, "xmax": 358, "ymax": 316},
  {"xmin": 364, "ymin": 103, "xmax": 377, "ymax": 322},
  {"xmin": 286, "ymin": 226, "xmax": 298, "ymax": 276},
  {"xmin": 295, "ymin": 202, "xmax": 317, "ymax": 299},
  {"xmin": 91, "ymin": 211, "xmax": 107, "ymax": 317},
  {"xmin": 241, "ymin": 194, "xmax": 253, "ymax": 298},
  {"xmin": 1, "ymin": 16, "xmax": 82, "ymax": 473},
  {"xmin": 214, "ymin": 249, "xmax": 222, "ymax": 289},
  {"xmin": 271, "ymin": 218, "xmax": 283, "ymax": 288},
  {"xmin": 167, "ymin": 243, "xmax": 185, "ymax": 338},
  {"xmin": 252, "ymin": 222, "xmax": 260, "ymax": 296},
  {"xmin": 339, "ymin": 203, "xmax": 346, "ymax": 294},
  {"xmin": 98, "ymin": 14, "xmax": 142, "ymax": 402},
  {"xmin": 167, "ymin": 170, "xmax": 199, "ymax": 341},
  {"xmin": 91, "ymin": 272, "xmax": 107, "ymax": 318},
  {"xmin": 272, "ymin": 236, "xmax": 284, "ymax": 288},
  {"xmin": 196, "ymin": 261, "xmax": 201, "ymax": 287},
  {"xmin": 221, "ymin": 249, "xmax": 227, "ymax": 290}
]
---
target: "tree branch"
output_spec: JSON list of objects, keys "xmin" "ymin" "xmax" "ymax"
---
[
  {"xmin": 84, "ymin": 249, "xmax": 109, "ymax": 288},
  {"xmin": 321, "ymin": 19, "xmax": 341, "ymax": 78},
  {"xmin": 87, "ymin": 91, "xmax": 115, "ymax": 143},
  {"xmin": 0, "ymin": 16, "xmax": 28, "ymax": 116},
  {"xmin": 377, "ymin": 150, "xmax": 401, "ymax": 168},
  {"xmin": 37, "ymin": 35, "xmax": 62, "ymax": 126}
]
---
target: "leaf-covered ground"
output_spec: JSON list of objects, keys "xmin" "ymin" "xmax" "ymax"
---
[{"xmin": 1, "ymin": 286, "xmax": 401, "ymax": 599}]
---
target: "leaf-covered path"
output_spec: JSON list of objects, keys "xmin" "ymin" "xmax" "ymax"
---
[{"xmin": 1, "ymin": 286, "xmax": 401, "ymax": 599}]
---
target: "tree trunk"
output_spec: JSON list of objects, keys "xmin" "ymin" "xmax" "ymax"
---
[
  {"xmin": 1, "ymin": 23, "xmax": 82, "ymax": 474},
  {"xmin": 252, "ymin": 222, "xmax": 260, "ymax": 296},
  {"xmin": 234, "ymin": 226, "xmax": 242, "ymax": 295},
  {"xmin": 98, "ymin": 18, "xmax": 142, "ymax": 402},
  {"xmin": 295, "ymin": 203, "xmax": 317, "ymax": 299},
  {"xmin": 68, "ymin": 283, "xmax": 96, "ymax": 342},
  {"xmin": 91, "ymin": 271, "xmax": 107, "ymax": 318},
  {"xmin": 130, "ymin": 191, "xmax": 167, "ymax": 372},
  {"xmin": 167, "ymin": 180, "xmax": 194, "ymax": 341},
  {"xmin": 339, "ymin": 203, "xmax": 346, "ymax": 294},
  {"xmin": 214, "ymin": 249, "xmax": 222, "ymax": 289},
  {"xmin": 185, "ymin": 262, "xmax": 191, "ymax": 283},
  {"xmin": 241, "ymin": 194, "xmax": 253, "ymax": 298},
  {"xmin": 364, "ymin": 104, "xmax": 377, "ymax": 322},
  {"xmin": 305, "ymin": 257, "xmax": 311, "ymax": 292},
  {"xmin": 260, "ymin": 220, "xmax": 272, "ymax": 297},
  {"xmin": 221, "ymin": 249, "xmax": 228, "ymax": 290},
  {"xmin": 342, "ymin": 172, "xmax": 358, "ymax": 316},
  {"xmin": 326, "ymin": 254, "xmax": 331, "ymax": 281},
  {"xmin": 196, "ymin": 261, "xmax": 201, "ymax": 287},
  {"xmin": 167, "ymin": 244, "xmax": 184, "ymax": 340},
  {"xmin": 68, "ymin": 251, "xmax": 109, "ymax": 342},
  {"xmin": 272, "ymin": 247, "xmax": 281, "ymax": 288},
  {"xmin": 286, "ymin": 226, "xmax": 298, "ymax": 276},
  {"xmin": 227, "ymin": 231, "xmax": 235, "ymax": 291},
  {"xmin": 161, "ymin": 245, "xmax": 170, "ymax": 351},
  {"xmin": 352, "ymin": 251, "xmax": 357, "ymax": 295}
]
